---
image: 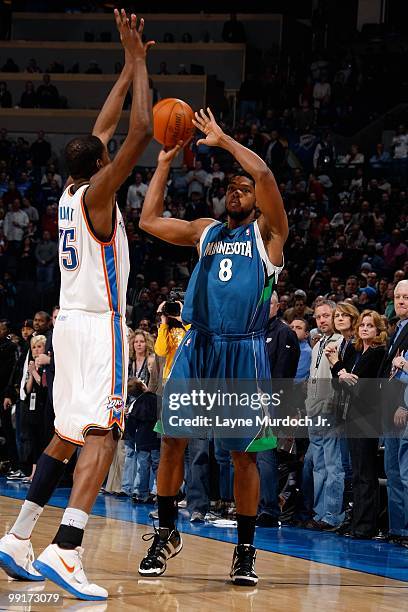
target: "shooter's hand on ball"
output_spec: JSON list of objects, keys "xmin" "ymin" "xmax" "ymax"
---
[{"xmin": 158, "ymin": 141, "xmax": 183, "ymax": 165}]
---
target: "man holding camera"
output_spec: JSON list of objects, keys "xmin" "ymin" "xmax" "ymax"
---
[{"xmin": 154, "ymin": 295, "xmax": 189, "ymax": 382}]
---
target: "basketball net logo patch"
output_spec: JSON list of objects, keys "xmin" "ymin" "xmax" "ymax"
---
[{"xmin": 107, "ymin": 395, "xmax": 125, "ymax": 428}]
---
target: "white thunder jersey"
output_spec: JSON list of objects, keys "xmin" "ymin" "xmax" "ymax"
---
[
  {"xmin": 58, "ymin": 183, "xmax": 129, "ymax": 316},
  {"xmin": 53, "ymin": 183, "xmax": 130, "ymax": 445}
]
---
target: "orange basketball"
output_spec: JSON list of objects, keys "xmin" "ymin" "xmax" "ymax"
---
[{"xmin": 153, "ymin": 98, "xmax": 195, "ymax": 148}]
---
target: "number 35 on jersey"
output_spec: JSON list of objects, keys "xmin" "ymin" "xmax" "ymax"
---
[{"xmin": 59, "ymin": 228, "xmax": 79, "ymax": 270}]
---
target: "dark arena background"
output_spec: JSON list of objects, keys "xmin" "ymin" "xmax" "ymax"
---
[{"xmin": 0, "ymin": 1, "xmax": 408, "ymax": 610}]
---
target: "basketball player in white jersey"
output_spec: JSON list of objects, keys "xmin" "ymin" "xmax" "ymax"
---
[{"xmin": 0, "ymin": 10, "xmax": 153, "ymax": 600}]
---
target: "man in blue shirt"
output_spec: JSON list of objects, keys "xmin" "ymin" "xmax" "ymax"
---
[{"xmin": 290, "ymin": 318, "xmax": 312, "ymax": 381}]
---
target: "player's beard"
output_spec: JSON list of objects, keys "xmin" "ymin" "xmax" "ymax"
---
[{"xmin": 227, "ymin": 205, "xmax": 255, "ymax": 222}]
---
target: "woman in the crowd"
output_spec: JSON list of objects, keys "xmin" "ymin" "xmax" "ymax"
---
[
  {"xmin": 127, "ymin": 363, "xmax": 161, "ymax": 504},
  {"xmin": 128, "ymin": 329, "xmax": 154, "ymax": 384},
  {"xmin": 21, "ymin": 335, "xmax": 48, "ymax": 482},
  {"xmin": 327, "ymin": 310, "xmax": 386, "ymax": 538},
  {"xmin": 325, "ymin": 301, "xmax": 360, "ymax": 506}
]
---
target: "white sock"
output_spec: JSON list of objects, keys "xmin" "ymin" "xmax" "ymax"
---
[
  {"xmin": 11, "ymin": 501, "xmax": 43, "ymax": 539},
  {"xmin": 60, "ymin": 507, "xmax": 89, "ymax": 531}
]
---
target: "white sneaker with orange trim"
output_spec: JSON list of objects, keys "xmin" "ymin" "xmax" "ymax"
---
[
  {"xmin": 33, "ymin": 544, "xmax": 107, "ymax": 601},
  {"xmin": 0, "ymin": 533, "xmax": 44, "ymax": 581}
]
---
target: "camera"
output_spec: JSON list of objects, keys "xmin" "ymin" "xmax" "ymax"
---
[{"xmin": 162, "ymin": 289, "xmax": 185, "ymax": 317}]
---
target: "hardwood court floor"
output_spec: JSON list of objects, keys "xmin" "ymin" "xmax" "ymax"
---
[{"xmin": 1, "ymin": 497, "xmax": 408, "ymax": 612}]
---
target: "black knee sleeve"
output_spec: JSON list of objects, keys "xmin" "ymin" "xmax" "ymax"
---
[{"xmin": 26, "ymin": 453, "xmax": 67, "ymax": 507}]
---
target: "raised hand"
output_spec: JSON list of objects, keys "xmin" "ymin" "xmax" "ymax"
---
[
  {"xmin": 114, "ymin": 8, "xmax": 155, "ymax": 60},
  {"xmin": 192, "ymin": 107, "xmax": 226, "ymax": 147}
]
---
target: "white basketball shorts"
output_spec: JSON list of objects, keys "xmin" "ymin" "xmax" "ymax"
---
[{"xmin": 53, "ymin": 309, "xmax": 129, "ymax": 446}]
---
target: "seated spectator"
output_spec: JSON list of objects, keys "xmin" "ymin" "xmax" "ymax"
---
[
  {"xmin": 163, "ymin": 32, "xmax": 174, "ymax": 43},
  {"xmin": 1, "ymin": 58, "xmax": 19, "ymax": 72},
  {"xmin": 171, "ymin": 164, "xmax": 189, "ymax": 197},
  {"xmin": 26, "ymin": 58, "xmax": 41, "ymax": 73},
  {"xmin": 3, "ymin": 199, "xmax": 28, "ymax": 254},
  {"xmin": 127, "ymin": 172, "xmax": 148, "ymax": 211},
  {"xmin": 208, "ymin": 181, "xmax": 226, "ymax": 219},
  {"xmin": 19, "ymin": 81, "xmax": 37, "ymax": 108},
  {"xmin": 205, "ymin": 161, "xmax": 225, "ymax": 187},
  {"xmin": 37, "ymin": 74, "xmax": 60, "ymax": 108},
  {"xmin": 131, "ymin": 291, "xmax": 154, "ymax": 329},
  {"xmin": 41, "ymin": 178, "xmax": 61, "ymax": 208},
  {"xmin": 45, "ymin": 60, "xmax": 64, "ymax": 73},
  {"xmin": 313, "ymin": 132, "xmax": 336, "ymax": 172},
  {"xmin": 391, "ymin": 124, "xmax": 408, "ymax": 161},
  {"xmin": 17, "ymin": 237, "xmax": 36, "ymax": 282},
  {"xmin": 35, "ymin": 230, "xmax": 57, "ymax": 287},
  {"xmin": 383, "ymin": 229, "xmax": 408, "ymax": 271},
  {"xmin": 243, "ymin": 124, "xmax": 264, "ymax": 156},
  {"xmin": 16, "ymin": 173, "xmax": 32, "ymax": 197},
  {"xmin": 344, "ymin": 144, "xmax": 364, "ymax": 166},
  {"xmin": 284, "ymin": 291, "xmax": 314, "ymax": 323},
  {"xmin": 186, "ymin": 161, "xmax": 208, "ymax": 197},
  {"xmin": 40, "ymin": 204, "xmax": 58, "ymax": 240},
  {"xmin": 184, "ymin": 191, "xmax": 210, "ymax": 221},
  {"xmin": 177, "ymin": 64, "xmax": 189, "ymax": 75},
  {"xmin": 313, "ymin": 74, "xmax": 331, "ymax": 113},
  {"xmin": 222, "ymin": 13, "xmax": 246, "ymax": 43},
  {"xmin": 0, "ymin": 82, "xmax": 12, "ymax": 108},
  {"xmin": 294, "ymin": 101, "xmax": 314, "ymax": 133},
  {"xmin": 85, "ymin": 60, "xmax": 102, "ymax": 74},
  {"xmin": 30, "ymin": 131, "xmax": 51, "ymax": 168},
  {"xmin": 3, "ymin": 181, "xmax": 22, "ymax": 207},
  {"xmin": 41, "ymin": 163, "xmax": 62, "ymax": 189},
  {"xmin": 264, "ymin": 130, "xmax": 285, "ymax": 176},
  {"xmin": 157, "ymin": 61, "xmax": 170, "ymax": 75},
  {"xmin": 370, "ymin": 143, "xmax": 391, "ymax": 169}
]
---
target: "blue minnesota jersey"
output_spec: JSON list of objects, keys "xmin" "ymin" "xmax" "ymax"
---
[{"xmin": 182, "ymin": 220, "xmax": 283, "ymax": 335}]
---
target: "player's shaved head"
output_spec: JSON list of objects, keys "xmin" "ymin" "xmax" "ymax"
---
[{"xmin": 65, "ymin": 135, "xmax": 106, "ymax": 180}]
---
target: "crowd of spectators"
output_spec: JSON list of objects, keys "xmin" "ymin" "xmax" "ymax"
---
[
  {"xmin": 0, "ymin": 37, "xmax": 408, "ymax": 542},
  {"xmin": 0, "ymin": 74, "xmax": 63, "ymax": 109}
]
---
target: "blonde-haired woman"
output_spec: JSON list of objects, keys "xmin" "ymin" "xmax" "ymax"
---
[
  {"xmin": 128, "ymin": 329, "xmax": 155, "ymax": 385},
  {"xmin": 331, "ymin": 310, "xmax": 386, "ymax": 539},
  {"xmin": 21, "ymin": 335, "xmax": 48, "ymax": 482}
]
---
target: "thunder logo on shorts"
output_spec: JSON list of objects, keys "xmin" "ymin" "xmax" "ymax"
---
[{"xmin": 107, "ymin": 395, "xmax": 125, "ymax": 428}]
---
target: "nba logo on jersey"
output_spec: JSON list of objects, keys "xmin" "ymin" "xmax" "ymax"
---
[
  {"xmin": 107, "ymin": 395, "xmax": 125, "ymax": 428},
  {"xmin": 245, "ymin": 228, "xmax": 250, "ymax": 236}
]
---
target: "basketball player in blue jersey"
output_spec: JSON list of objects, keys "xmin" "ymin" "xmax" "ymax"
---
[
  {"xmin": 138, "ymin": 109, "xmax": 288, "ymax": 585},
  {"xmin": 0, "ymin": 10, "xmax": 153, "ymax": 600}
]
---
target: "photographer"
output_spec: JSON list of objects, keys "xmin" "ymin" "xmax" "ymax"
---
[
  {"xmin": 154, "ymin": 294, "xmax": 190, "ymax": 382},
  {"xmin": 20, "ymin": 334, "xmax": 48, "ymax": 482}
]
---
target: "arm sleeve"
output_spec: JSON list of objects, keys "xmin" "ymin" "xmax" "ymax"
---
[{"xmin": 154, "ymin": 324, "xmax": 171, "ymax": 357}]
